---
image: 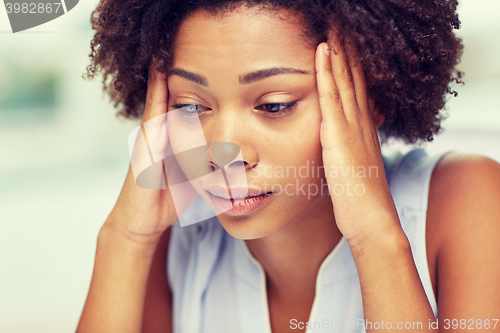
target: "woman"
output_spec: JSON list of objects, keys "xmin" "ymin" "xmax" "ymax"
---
[{"xmin": 77, "ymin": 0, "xmax": 500, "ymax": 332}]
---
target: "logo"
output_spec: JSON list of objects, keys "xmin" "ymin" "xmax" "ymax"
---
[
  {"xmin": 128, "ymin": 108, "xmax": 248, "ymax": 227},
  {"xmin": 3, "ymin": 0, "xmax": 78, "ymax": 33}
]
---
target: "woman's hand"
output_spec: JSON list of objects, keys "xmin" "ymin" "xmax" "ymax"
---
[
  {"xmin": 104, "ymin": 57, "xmax": 194, "ymax": 244},
  {"xmin": 315, "ymin": 38, "xmax": 403, "ymax": 248},
  {"xmin": 76, "ymin": 58, "xmax": 183, "ymax": 333}
]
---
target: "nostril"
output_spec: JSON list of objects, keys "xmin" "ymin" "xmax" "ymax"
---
[
  {"xmin": 209, "ymin": 142, "xmax": 241, "ymax": 168},
  {"xmin": 245, "ymin": 161, "xmax": 258, "ymax": 169}
]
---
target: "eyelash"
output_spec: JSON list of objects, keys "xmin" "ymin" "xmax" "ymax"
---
[{"xmin": 170, "ymin": 102, "xmax": 298, "ymax": 119}]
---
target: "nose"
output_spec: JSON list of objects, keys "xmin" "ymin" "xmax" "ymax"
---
[
  {"xmin": 206, "ymin": 142, "xmax": 258, "ymax": 171},
  {"xmin": 204, "ymin": 109, "xmax": 259, "ymax": 172}
]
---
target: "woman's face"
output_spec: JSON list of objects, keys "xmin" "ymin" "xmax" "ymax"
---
[{"xmin": 167, "ymin": 6, "xmax": 332, "ymax": 239}]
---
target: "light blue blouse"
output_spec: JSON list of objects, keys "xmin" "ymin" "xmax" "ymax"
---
[{"xmin": 167, "ymin": 148, "xmax": 449, "ymax": 332}]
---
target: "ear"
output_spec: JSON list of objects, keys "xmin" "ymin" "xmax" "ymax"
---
[{"xmin": 369, "ymin": 97, "xmax": 385, "ymax": 130}]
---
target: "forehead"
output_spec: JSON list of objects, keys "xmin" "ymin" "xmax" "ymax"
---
[{"xmin": 171, "ymin": 7, "xmax": 315, "ymax": 73}]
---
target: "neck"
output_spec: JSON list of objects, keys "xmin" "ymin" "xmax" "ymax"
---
[{"xmin": 245, "ymin": 196, "xmax": 342, "ymax": 304}]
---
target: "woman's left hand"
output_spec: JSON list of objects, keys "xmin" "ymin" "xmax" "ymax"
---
[{"xmin": 315, "ymin": 38, "xmax": 402, "ymax": 248}]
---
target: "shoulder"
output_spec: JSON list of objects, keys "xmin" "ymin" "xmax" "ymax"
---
[
  {"xmin": 426, "ymin": 153, "xmax": 500, "ymax": 318},
  {"xmin": 427, "ymin": 153, "xmax": 500, "ymax": 237},
  {"xmin": 430, "ymin": 152, "xmax": 500, "ymax": 194}
]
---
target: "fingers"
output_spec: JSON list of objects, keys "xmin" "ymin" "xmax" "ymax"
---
[
  {"xmin": 328, "ymin": 40, "xmax": 358, "ymax": 122},
  {"xmin": 315, "ymin": 42, "xmax": 347, "ymax": 128},
  {"xmin": 143, "ymin": 56, "xmax": 168, "ymax": 123},
  {"xmin": 348, "ymin": 56, "xmax": 369, "ymax": 118},
  {"xmin": 316, "ymin": 36, "xmax": 372, "ymax": 126},
  {"xmin": 128, "ymin": 56, "xmax": 169, "ymax": 187},
  {"xmin": 142, "ymin": 56, "xmax": 169, "ymax": 163}
]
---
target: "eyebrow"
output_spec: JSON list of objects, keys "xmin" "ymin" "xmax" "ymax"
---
[
  {"xmin": 239, "ymin": 67, "xmax": 310, "ymax": 84},
  {"xmin": 167, "ymin": 67, "xmax": 310, "ymax": 87},
  {"xmin": 167, "ymin": 68, "xmax": 208, "ymax": 87}
]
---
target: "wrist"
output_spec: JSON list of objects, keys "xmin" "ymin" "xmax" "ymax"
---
[
  {"xmin": 104, "ymin": 205, "xmax": 172, "ymax": 244},
  {"xmin": 99, "ymin": 218, "xmax": 165, "ymax": 252},
  {"xmin": 347, "ymin": 223, "xmax": 411, "ymax": 260}
]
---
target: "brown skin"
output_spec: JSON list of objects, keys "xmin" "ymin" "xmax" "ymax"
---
[
  {"xmin": 76, "ymin": 58, "xmax": 177, "ymax": 333},
  {"xmin": 76, "ymin": 5, "xmax": 500, "ymax": 333},
  {"xmin": 426, "ymin": 154, "xmax": 500, "ymax": 331},
  {"xmin": 166, "ymin": 6, "xmax": 500, "ymax": 333},
  {"xmin": 166, "ymin": 8, "xmax": 383, "ymax": 327},
  {"xmin": 167, "ymin": 8, "xmax": 348, "ymax": 316}
]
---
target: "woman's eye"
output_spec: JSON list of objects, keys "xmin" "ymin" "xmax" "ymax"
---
[
  {"xmin": 171, "ymin": 102, "xmax": 297, "ymax": 119},
  {"xmin": 170, "ymin": 103, "xmax": 211, "ymax": 119},
  {"xmin": 256, "ymin": 102, "xmax": 298, "ymax": 117},
  {"xmin": 184, "ymin": 104, "xmax": 198, "ymax": 113},
  {"xmin": 171, "ymin": 104, "xmax": 207, "ymax": 113}
]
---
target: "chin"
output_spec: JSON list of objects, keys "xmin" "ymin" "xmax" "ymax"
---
[{"xmin": 216, "ymin": 213, "xmax": 281, "ymax": 240}]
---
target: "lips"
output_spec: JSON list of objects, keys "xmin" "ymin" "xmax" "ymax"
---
[
  {"xmin": 204, "ymin": 186, "xmax": 272, "ymax": 200},
  {"xmin": 204, "ymin": 186, "xmax": 274, "ymax": 216}
]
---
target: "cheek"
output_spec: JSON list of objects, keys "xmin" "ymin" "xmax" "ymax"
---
[
  {"xmin": 166, "ymin": 114, "xmax": 215, "ymax": 188},
  {"xmin": 289, "ymin": 109, "xmax": 323, "ymax": 162},
  {"xmin": 286, "ymin": 115, "xmax": 324, "ymax": 189},
  {"xmin": 167, "ymin": 110, "xmax": 209, "ymax": 156},
  {"xmin": 264, "ymin": 112, "xmax": 323, "ymax": 180}
]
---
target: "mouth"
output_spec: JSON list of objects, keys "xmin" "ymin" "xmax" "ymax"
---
[{"xmin": 205, "ymin": 186, "xmax": 274, "ymax": 216}]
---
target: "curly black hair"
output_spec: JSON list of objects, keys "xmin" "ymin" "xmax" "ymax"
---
[{"xmin": 84, "ymin": 0, "xmax": 463, "ymax": 143}]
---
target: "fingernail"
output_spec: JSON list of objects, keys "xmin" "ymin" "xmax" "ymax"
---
[{"xmin": 323, "ymin": 44, "xmax": 330, "ymax": 56}]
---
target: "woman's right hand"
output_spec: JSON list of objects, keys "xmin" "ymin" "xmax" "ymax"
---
[{"xmin": 103, "ymin": 57, "xmax": 193, "ymax": 244}]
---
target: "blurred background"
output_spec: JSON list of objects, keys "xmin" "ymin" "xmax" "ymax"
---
[{"xmin": 0, "ymin": 0, "xmax": 499, "ymax": 332}]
